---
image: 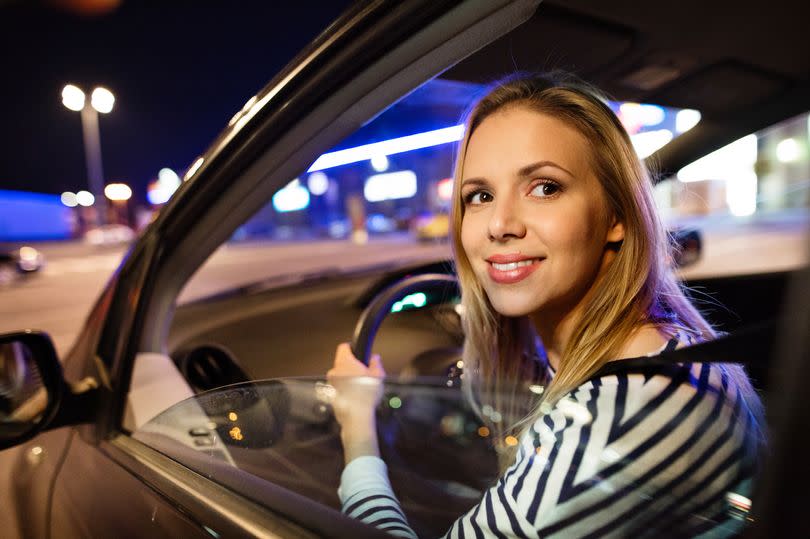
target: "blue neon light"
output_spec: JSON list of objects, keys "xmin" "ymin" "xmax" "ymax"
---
[{"xmin": 308, "ymin": 125, "xmax": 465, "ymax": 172}]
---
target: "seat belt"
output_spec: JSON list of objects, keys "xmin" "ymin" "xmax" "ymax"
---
[{"xmin": 591, "ymin": 319, "xmax": 778, "ymax": 378}]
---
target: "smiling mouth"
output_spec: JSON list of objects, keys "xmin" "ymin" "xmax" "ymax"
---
[
  {"xmin": 486, "ymin": 258, "xmax": 543, "ymax": 284},
  {"xmin": 490, "ymin": 259, "xmax": 537, "ymax": 271}
]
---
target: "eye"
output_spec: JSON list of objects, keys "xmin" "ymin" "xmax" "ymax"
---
[
  {"xmin": 464, "ymin": 190, "xmax": 493, "ymax": 205},
  {"xmin": 530, "ymin": 180, "xmax": 561, "ymax": 198}
]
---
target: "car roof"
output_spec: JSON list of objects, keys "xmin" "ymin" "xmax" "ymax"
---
[{"xmin": 442, "ymin": 0, "xmax": 810, "ymax": 175}]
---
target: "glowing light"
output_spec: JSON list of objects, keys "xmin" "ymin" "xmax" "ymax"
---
[
  {"xmin": 104, "ymin": 183, "xmax": 132, "ymax": 201},
  {"xmin": 727, "ymin": 171, "xmax": 757, "ymax": 217},
  {"xmin": 528, "ymin": 385, "xmax": 545, "ymax": 395},
  {"xmin": 30, "ymin": 446, "xmax": 43, "ymax": 456},
  {"xmin": 477, "ymin": 426, "xmax": 490, "ymax": 437},
  {"xmin": 19, "ymin": 247, "xmax": 38, "ymax": 261},
  {"xmin": 76, "ymin": 190, "xmax": 95, "ymax": 207},
  {"xmin": 388, "ymin": 396, "xmax": 402, "ymax": 409},
  {"xmin": 364, "ymin": 170, "xmax": 417, "ymax": 202},
  {"xmin": 158, "ymin": 168, "xmax": 181, "ymax": 187},
  {"xmin": 61, "ymin": 84, "xmax": 85, "ymax": 111},
  {"xmin": 504, "ymin": 436, "xmax": 519, "ymax": 447},
  {"xmin": 726, "ymin": 492, "xmax": 752, "ymax": 512},
  {"xmin": 391, "ymin": 292, "xmax": 427, "ymax": 313},
  {"xmin": 308, "ymin": 125, "xmax": 465, "ymax": 172},
  {"xmin": 371, "ymin": 154, "xmax": 389, "ymax": 172},
  {"xmin": 229, "ymin": 426, "xmax": 243, "ymax": 441},
  {"xmin": 61, "ymin": 191, "xmax": 78, "ymax": 207},
  {"xmin": 228, "ymin": 412, "xmax": 238, "ymax": 422},
  {"xmin": 456, "ymin": 360, "xmax": 464, "ymax": 369},
  {"xmin": 272, "ymin": 179, "xmax": 310, "ymax": 212},
  {"xmin": 678, "ymin": 135, "xmax": 757, "ymax": 182},
  {"xmin": 148, "ymin": 168, "xmax": 182, "ymax": 205},
  {"xmin": 676, "ymin": 109, "xmax": 702, "ymax": 133},
  {"xmin": 631, "ymin": 129, "xmax": 674, "ymax": 159},
  {"xmin": 91, "ymin": 87, "xmax": 115, "ymax": 113},
  {"xmin": 619, "ymin": 102, "xmax": 666, "ymax": 130},
  {"xmin": 776, "ymin": 138, "xmax": 800, "ymax": 163},
  {"xmin": 184, "ymin": 157, "xmax": 205, "ymax": 181},
  {"xmin": 307, "ymin": 172, "xmax": 329, "ymax": 195},
  {"xmin": 437, "ymin": 178, "xmax": 454, "ymax": 201}
]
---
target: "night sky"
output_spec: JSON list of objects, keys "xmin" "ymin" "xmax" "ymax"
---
[{"xmin": 0, "ymin": 0, "xmax": 350, "ymax": 205}]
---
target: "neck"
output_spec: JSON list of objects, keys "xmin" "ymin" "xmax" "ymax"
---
[{"xmin": 529, "ymin": 306, "xmax": 581, "ymax": 371}]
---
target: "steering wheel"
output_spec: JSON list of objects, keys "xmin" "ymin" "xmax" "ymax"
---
[{"xmin": 350, "ymin": 273, "xmax": 460, "ymax": 366}]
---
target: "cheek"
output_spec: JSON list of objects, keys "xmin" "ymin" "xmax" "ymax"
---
[
  {"xmin": 460, "ymin": 215, "xmax": 480, "ymax": 257},
  {"xmin": 541, "ymin": 203, "xmax": 607, "ymax": 264}
]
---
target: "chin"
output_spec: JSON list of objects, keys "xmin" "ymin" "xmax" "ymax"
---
[{"xmin": 486, "ymin": 291, "xmax": 542, "ymax": 318}]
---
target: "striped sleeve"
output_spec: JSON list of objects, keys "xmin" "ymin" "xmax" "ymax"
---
[
  {"xmin": 339, "ymin": 456, "xmax": 418, "ymax": 538},
  {"xmin": 339, "ymin": 364, "xmax": 757, "ymax": 538}
]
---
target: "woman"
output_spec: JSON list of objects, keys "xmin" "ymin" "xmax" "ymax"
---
[{"xmin": 328, "ymin": 72, "xmax": 763, "ymax": 538}]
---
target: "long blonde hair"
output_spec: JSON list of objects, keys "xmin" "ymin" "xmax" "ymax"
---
[{"xmin": 450, "ymin": 72, "xmax": 763, "ymax": 454}]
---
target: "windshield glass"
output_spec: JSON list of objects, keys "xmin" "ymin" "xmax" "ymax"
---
[{"xmin": 659, "ymin": 111, "xmax": 810, "ymax": 279}]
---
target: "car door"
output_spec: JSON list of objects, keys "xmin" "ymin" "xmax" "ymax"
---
[{"xmin": 34, "ymin": 2, "xmax": 539, "ymax": 538}]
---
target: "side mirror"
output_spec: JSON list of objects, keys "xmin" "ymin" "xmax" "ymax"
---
[
  {"xmin": 671, "ymin": 228, "xmax": 703, "ymax": 268},
  {"xmin": 0, "ymin": 331, "xmax": 68, "ymax": 449}
]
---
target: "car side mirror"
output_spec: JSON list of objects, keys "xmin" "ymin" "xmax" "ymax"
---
[
  {"xmin": 0, "ymin": 331, "xmax": 97, "ymax": 450},
  {"xmin": 671, "ymin": 228, "xmax": 703, "ymax": 268}
]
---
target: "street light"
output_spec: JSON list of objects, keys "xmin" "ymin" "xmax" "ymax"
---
[{"xmin": 62, "ymin": 84, "xmax": 115, "ymax": 226}]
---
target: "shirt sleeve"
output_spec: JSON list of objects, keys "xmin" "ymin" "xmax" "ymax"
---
[{"xmin": 339, "ymin": 455, "xmax": 418, "ymax": 538}]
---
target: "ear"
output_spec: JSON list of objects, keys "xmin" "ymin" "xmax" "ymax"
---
[{"xmin": 606, "ymin": 215, "xmax": 625, "ymax": 244}]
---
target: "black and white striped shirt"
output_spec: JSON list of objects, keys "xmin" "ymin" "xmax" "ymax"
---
[{"xmin": 338, "ymin": 349, "xmax": 760, "ymax": 538}]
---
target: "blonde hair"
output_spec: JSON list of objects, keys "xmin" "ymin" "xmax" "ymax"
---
[{"xmin": 450, "ymin": 72, "xmax": 764, "ymax": 457}]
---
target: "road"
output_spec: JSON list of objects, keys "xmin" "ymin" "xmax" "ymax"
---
[
  {"xmin": 0, "ymin": 236, "xmax": 451, "ymax": 355},
  {"xmin": 1, "ymin": 218, "xmax": 807, "ymax": 356}
]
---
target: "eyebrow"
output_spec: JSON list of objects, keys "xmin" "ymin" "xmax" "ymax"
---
[
  {"xmin": 461, "ymin": 160, "xmax": 574, "ymax": 187},
  {"xmin": 518, "ymin": 160, "xmax": 574, "ymax": 177}
]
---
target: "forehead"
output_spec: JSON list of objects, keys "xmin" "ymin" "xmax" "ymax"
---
[{"xmin": 463, "ymin": 106, "xmax": 593, "ymax": 178}]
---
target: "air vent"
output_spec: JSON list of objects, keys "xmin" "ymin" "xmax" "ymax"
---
[{"xmin": 177, "ymin": 345, "xmax": 249, "ymax": 392}]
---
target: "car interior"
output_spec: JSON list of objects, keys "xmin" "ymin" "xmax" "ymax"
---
[{"xmin": 118, "ymin": 0, "xmax": 808, "ymax": 536}]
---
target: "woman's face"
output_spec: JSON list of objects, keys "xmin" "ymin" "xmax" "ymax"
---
[{"xmin": 459, "ymin": 106, "xmax": 624, "ymax": 321}]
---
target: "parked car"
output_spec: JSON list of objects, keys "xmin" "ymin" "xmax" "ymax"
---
[
  {"xmin": 1, "ymin": 1, "xmax": 808, "ymax": 537},
  {"xmin": 0, "ymin": 245, "xmax": 45, "ymax": 286}
]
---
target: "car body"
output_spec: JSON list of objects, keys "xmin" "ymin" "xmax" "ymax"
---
[
  {"xmin": 1, "ymin": 1, "xmax": 808, "ymax": 538},
  {"xmin": 412, "ymin": 212, "xmax": 450, "ymax": 242}
]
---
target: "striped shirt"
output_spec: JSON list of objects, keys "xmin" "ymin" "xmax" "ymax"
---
[{"xmin": 338, "ymin": 345, "xmax": 760, "ymax": 538}]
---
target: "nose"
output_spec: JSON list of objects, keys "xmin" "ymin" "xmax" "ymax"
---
[{"xmin": 488, "ymin": 194, "xmax": 526, "ymax": 241}]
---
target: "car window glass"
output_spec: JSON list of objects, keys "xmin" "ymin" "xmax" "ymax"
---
[
  {"xmin": 133, "ymin": 377, "xmax": 502, "ymax": 537},
  {"xmin": 176, "ymin": 79, "xmax": 699, "ymax": 305},
  {"xmin": 656, "ymin": 111, "xmax": 810, "ymax": 280}
]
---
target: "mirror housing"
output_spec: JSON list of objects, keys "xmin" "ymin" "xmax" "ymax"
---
[
  {"xmin": 671, "ymin": 227, "xmax": 703, "ymax": 268},
  {"xmin": 0, "ymin": 331, "xmax": 97, "ymax": 450}
]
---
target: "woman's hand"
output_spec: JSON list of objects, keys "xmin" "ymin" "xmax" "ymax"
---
[{"xmin": 327, "ymin": 343, "xmax": 385, "ymax": 464}]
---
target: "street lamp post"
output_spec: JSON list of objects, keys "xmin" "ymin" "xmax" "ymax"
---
[{"xmin": 62, "ymin": 84, "xmax": 115, "ymax": 226}]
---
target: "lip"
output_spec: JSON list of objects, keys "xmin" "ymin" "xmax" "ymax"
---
[{"xmin": 485, "ymin": 254, "xmax": 543, "ymax": 284}]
